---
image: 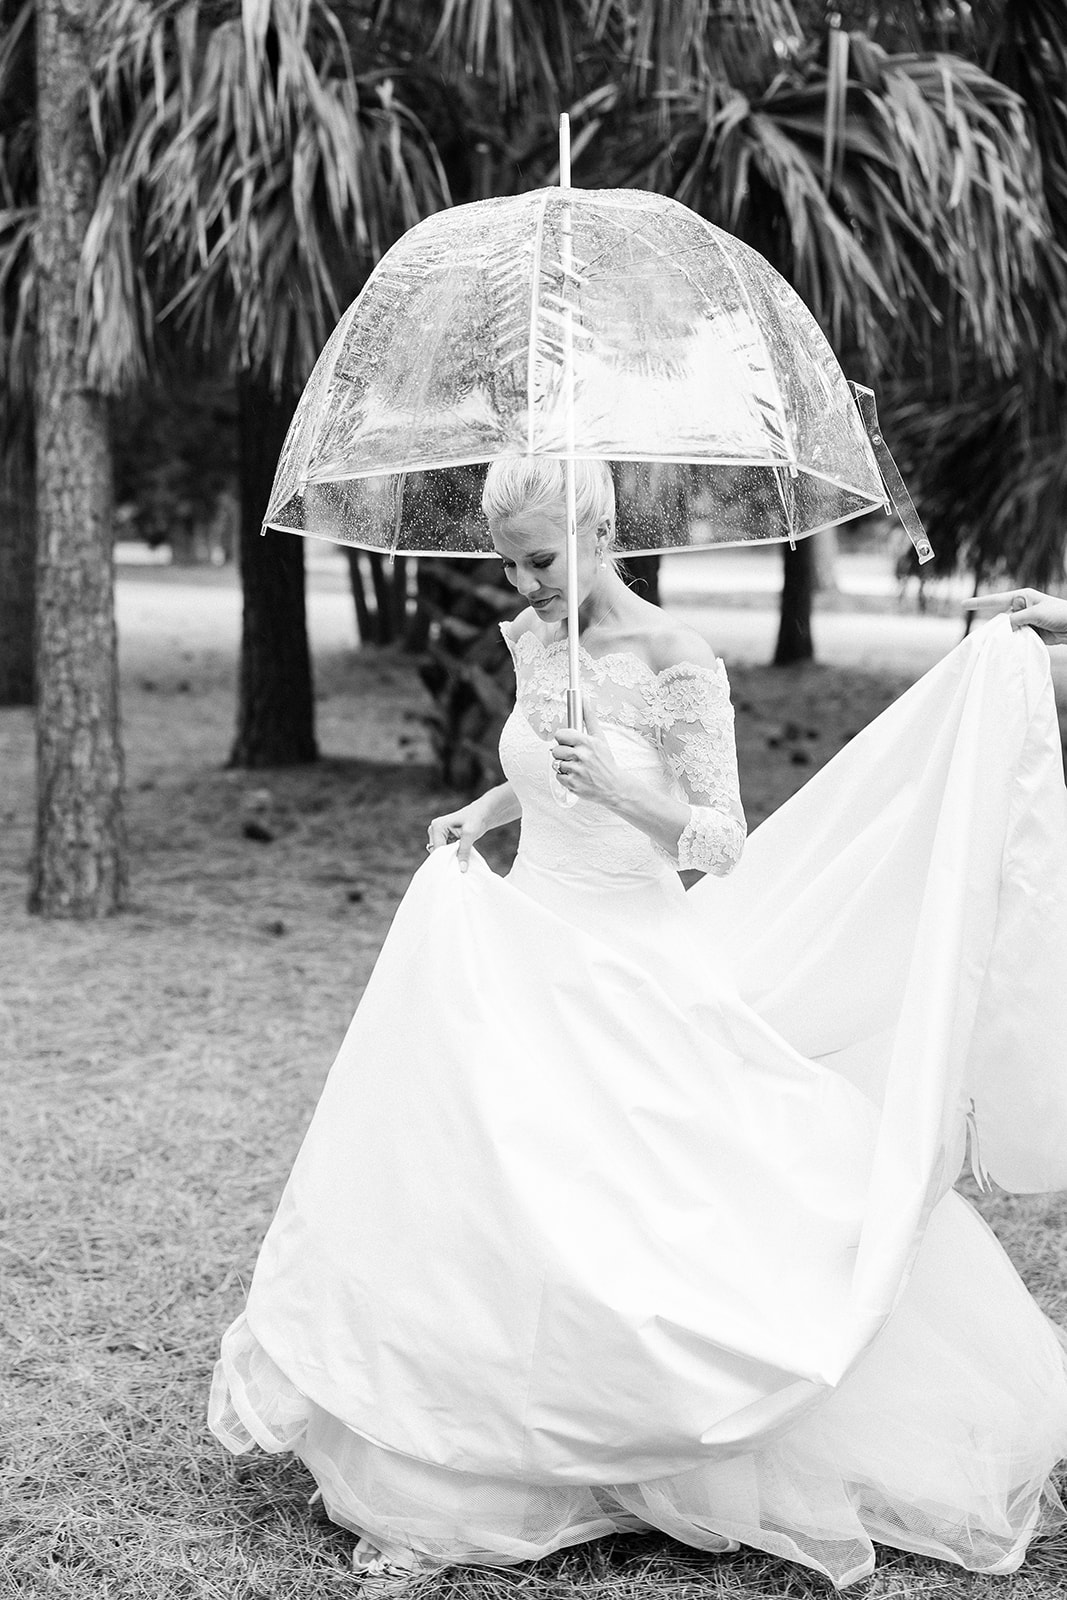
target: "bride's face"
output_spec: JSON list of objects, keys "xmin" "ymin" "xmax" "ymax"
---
[{"xmin": 490, "ymin": 504, "xmax": 600, "ymax": 624}]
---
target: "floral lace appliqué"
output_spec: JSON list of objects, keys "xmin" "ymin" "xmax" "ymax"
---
[
  {"xmin": 677, "ymin": 809, "xmax": 747, "ymax": 876},
  {"xmin": 501, "ymin": 624, "xmax": 746, "ymax": 876}
]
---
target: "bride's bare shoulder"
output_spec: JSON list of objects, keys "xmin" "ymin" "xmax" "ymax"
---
[
  {"xmin": 644, "ymin": 622, "xmax": 719, "ymax": 675},
  {"xmin": 502, "ymin": 607, "xmax": 543, "ymax": 644}
]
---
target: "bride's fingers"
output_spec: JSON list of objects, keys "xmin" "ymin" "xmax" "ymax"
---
[
  {"xmin": 552, "ymin": 738, "xmax": 586, "ymax": 764},
  {"xmin": 456, "ymin": 824, "xmax": 477, "ymax": 874},
  {"xmin": 427, "ymin": 817, "xmax": 460, "ymax": 849}
]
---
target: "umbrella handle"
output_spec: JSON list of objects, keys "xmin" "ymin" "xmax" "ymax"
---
[
  {"xmin": 551, "ymin": 684, "xmax": 581, "ymax": 808},
  {"xmin": 556, "ymin": 108, "xmax": 581, "ymax": 813},
  {"xmin": 550, "ymin": 767, "xmax": 579, "ymax": 809}
]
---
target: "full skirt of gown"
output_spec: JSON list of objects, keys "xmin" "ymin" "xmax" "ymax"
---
[{"xmin": 209, "ymin": 617, "xmax": 1067, "ymax": 1587}]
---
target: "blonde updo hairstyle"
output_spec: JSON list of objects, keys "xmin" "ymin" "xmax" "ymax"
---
[{"xmin": 482, "ymin": 457, "xmax": 616, "ymax": 559}]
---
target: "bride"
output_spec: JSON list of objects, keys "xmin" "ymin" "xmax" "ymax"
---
[{"xmin": 209, "ymin": 457, "xmax": 1067, "ymax": 1590}]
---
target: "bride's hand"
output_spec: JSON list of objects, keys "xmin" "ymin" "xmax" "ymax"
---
[
  {"xmin": 551, "ymin": 702, "xmax": 620, "ymax": 806},
  {"xmin": 427, "ymin": 797, "xmax": 491, "ymax": 873},
  {"xmin": 962, "ymin": 588, "xmax": 1067, "ymax": 646}
]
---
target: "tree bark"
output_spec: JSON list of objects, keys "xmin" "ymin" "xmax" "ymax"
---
[
  {"xmin": 622, "ymin": 553, "xmax": 660, "ymax": 606},
  {"xmin": 0, "ymin": 426, "xmax": 36, "ymax": 706},
  {"xmin": 345, "ymin": 548, "xmax": 374, "ymax": 643},
  {"xmin": 811, "ymin": 526, "xmax": 840, "ymax": 595},
  {"xmin": 773, "ymin": 538, "xmax": 816, "ymax": 665},
  {"xmin": 368, "ymin": 551, "xmax": 407, "ymax": 643},
  {"xmin": 229, "ymin": 369, "xmax": 318, "ymax": 767},
  {"xmin": 30, "ymin": 0, "xmax": 127, "ymax": 916}
]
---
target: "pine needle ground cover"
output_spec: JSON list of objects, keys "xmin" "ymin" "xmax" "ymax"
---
[{"xmin": 3, "ymin": 621, "xmax": 1067, "ymax": 1600}]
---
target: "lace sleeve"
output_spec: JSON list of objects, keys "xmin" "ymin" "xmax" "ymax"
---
[{"xmin": 656, "ymin": 663, "xmax": 747, "ymax": 876}]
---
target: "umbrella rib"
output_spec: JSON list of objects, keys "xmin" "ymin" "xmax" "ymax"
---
[
  {"xmin": 592, "ymin": 218, "xmax": 794, "ymax": 465},
  {"xmin": 300, "ymin": 453, "xmax": 882, "ymax": 485},
  {"xmin": 684, "ymin": 214, "xmax": 799, "ymax": 474},
  {"xmin": 526, "ymin": 190, "xmax": 551, "ymax": 457},
  {"xmin": 267, "ymin": 495, "xmax": 877, "ymax": 556}
]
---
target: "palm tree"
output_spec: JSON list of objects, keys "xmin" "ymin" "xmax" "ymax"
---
[
  {"xmin": 588, "ymin": 1, "xmax": 1061, "ymax": 659},
  {"xmin": 385, "ymin": 0, "xmax": 1062, "ymax": 785},
  {"xmin": 876, "ymin": 0, "xmax": 1067, "ymax": 600},
  {"xmin": 0, "ymin": 0, "xmax": 36, "ymax": 708},
  {"xmin": 31, "ymin": 0, "xmax": 127, "ymax": 915},
  {"xmin": 84, "ymin": 0, "xmax": 449, "ymax": 765}
]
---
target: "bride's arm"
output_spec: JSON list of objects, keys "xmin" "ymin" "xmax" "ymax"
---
[
  {"xmin": 550, "ymin": 642, "xmax": 746, "ymax": 878},
  {"xmin": 473, "ymin": 782, "xmax": 523, "ymax": 829},
  {"xmin": 598, "ymin": 689, "xmax": 746, "ymax": 877},
  {"xmin": 427, "ymin": 782, "xmax": 522, "ymax": 871}
]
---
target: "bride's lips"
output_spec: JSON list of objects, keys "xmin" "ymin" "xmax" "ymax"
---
[{"xmin": 531, "ymin": 597, "xmax": 558, "ymax": 610}]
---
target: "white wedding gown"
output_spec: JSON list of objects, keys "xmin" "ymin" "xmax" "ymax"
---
[{"xmin": 210, "ymin": 614, "xmax": 1067, "ymax": 1588}]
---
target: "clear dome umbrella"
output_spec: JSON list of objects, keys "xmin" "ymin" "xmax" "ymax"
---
[{"xmin": 265, "ymin": 115, "xmax": 931, "ymax": 726}]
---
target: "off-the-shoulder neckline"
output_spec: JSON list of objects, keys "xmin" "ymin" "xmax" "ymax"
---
[{"xmin": 500, "ymin": 622, "xmax": 727, "ymax": 684}]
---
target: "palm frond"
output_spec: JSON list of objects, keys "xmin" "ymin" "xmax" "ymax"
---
[
  {"xmin": 591, "ymin": 0, "xmax": 804, "ymax": 93},
  {"xmin": 982, "ymin": 0, "xmax": 1067, "ymax": 242},
  {"xmin": 420, "ymin": 0, "xmax": 579, "ymax": 104},
  {"xmin": 81, "ymin": 0, "xmax": 451, "ymax": 392},
  {"xmin": 887, "ymin": 375, "xmax": 1067, "ymax": 588},
  {"xmin": 611, "ymin": 30, "xmax": 1058, "ymax": 381},
  {"xmin": 0, "ymin": 0, "xmax": 36, "ymax": 415}
]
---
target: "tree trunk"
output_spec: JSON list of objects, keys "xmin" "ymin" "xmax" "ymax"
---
[
  {"xmin": 404, "ymin": 560, "xmax": 433, "ymax": 652},
  {"xmin": 229, "ymin": 370, "xmax": 318, "ymax": 767},
  {"xmin": 622, "ymin": 553, "xmax": 660, "ymax": 605},
  {"xmin": 0, "ymin": 426, "xmax": 36, "ymax": 706},
  {"xmin": 812, "ymin": 526, "xmax": 840, "ymax": 595},
  {"xmin": 345, "ymin": 548, "xmax": 374, "ymax": 643},
  {"xmin": 367, "ymin": 551, "xmax": 408, "ymax": 643},
  {"xmin": 30, "ymin": 0, "xmax": 127, "ymax": 917},
  {"xmin": 773, "ymin": 538, "xmax": 816, "ymax": 665}
]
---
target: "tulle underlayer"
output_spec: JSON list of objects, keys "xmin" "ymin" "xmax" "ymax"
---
[{"xmin": 210, "ymin": 1186, "xmax": 1067, "ymax": 1588}]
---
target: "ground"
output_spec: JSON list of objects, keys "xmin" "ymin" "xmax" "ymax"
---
[{"xmin": 3, "ymin": 557, "xmax": 1067, "ymax": 1599}]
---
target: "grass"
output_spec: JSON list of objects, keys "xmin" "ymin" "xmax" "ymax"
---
[{"xmin": 3, "ymin": 619, "xmax": 1067, "ymax": 1599}]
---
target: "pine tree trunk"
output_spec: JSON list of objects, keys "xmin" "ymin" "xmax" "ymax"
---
[
  {"xmin": 30, "ymin": 0, "xmax": 127, "ymax": 916},
  {"xmin": 345, "ymin": 548, "xmax": 374, "ymax": 643},
  {"xmin": 773, "ymin": 538, "xmax": 816, "ymax": 665},
  {"xmin": 622, "ymin": 553, "xmax": 660, "ymax": 605},
  {"xmin": 368, "ymin": 551, "xmax": 405, "ymax": 643},
  {"xmin": 812, "ymin": 526, "xmax": 840, "ymax": 595},
  {"xmin": 229, "ymin": 370, "xmax": 318, "ymax": 767},
  {"xmin": 0, "ymin": 426, "xmax": 36, "ymax": 706}
]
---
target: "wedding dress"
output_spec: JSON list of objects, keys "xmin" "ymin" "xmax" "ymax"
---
[{"xmin": 209, "ymin": 613, "xmax": 1067, "ymax": 1588}]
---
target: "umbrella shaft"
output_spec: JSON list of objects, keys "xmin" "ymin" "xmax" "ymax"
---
[{"xmin": 560, "ymin": 112, "xmax": 582, "ymax": 725}]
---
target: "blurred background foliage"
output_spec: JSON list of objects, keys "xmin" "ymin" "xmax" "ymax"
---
[{"xmin": 3, "ymin": 0, "xmax": 1067, "ymax": 775}]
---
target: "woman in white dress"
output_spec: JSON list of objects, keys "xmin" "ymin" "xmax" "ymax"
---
[{"xmin": 210, "ymin": 459, "xmax": 1067, "ymax": 1590}]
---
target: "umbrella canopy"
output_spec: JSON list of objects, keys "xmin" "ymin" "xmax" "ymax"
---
[{"xmin": 265, "ymin": 185, "xmax": 921, "ymax": 560}]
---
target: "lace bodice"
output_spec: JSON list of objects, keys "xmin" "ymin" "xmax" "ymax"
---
[{"xmin": 498, "ymin": 625, "xmax": 746, "ymax": 881}]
